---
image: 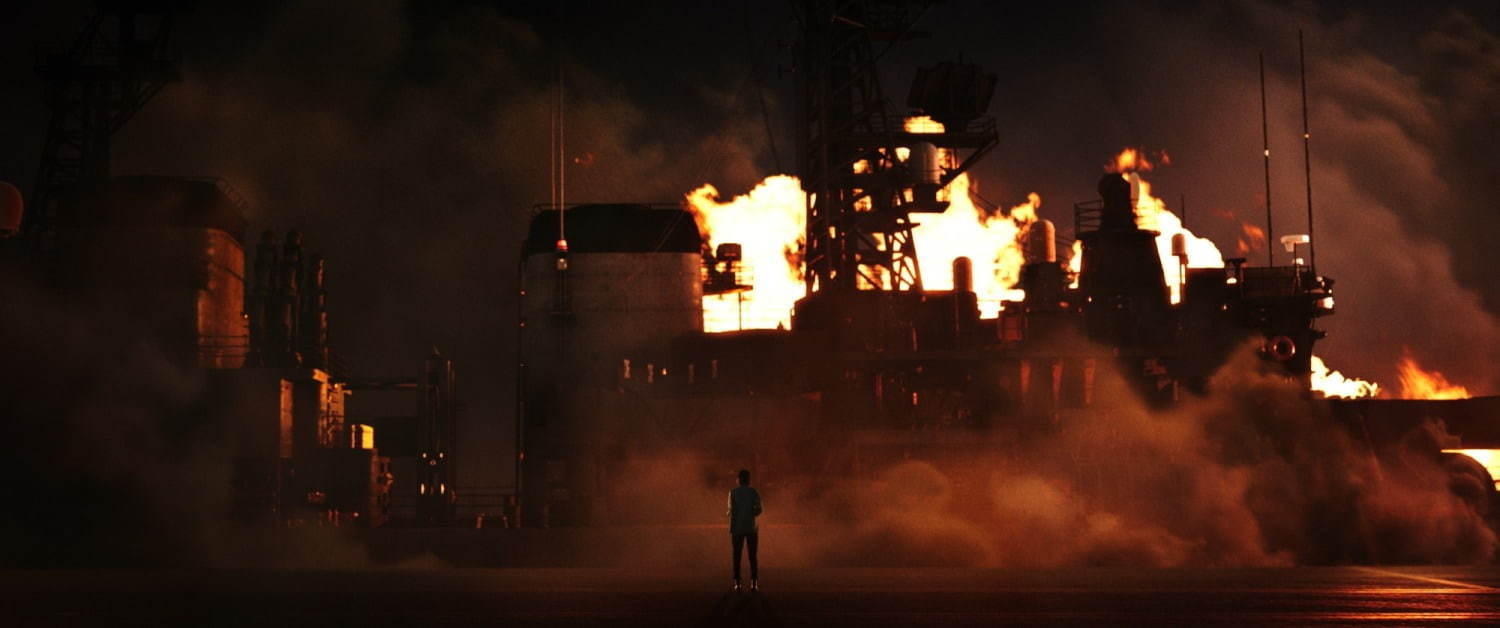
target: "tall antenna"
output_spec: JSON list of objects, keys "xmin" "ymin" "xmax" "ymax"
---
[
  {"xmin": 549, "ymin": 77, "xmax": 556, "ymax": 213},
  {"xmin": 1259, "ymin": 52, "xmax": 1273, "ymax": 266},
  {"xmin": 1299, "ymin": 30, "xmax": 1315, "ymax": 271},
  {"xmin": 557, "ymin": 63, "xmax": 566, "ymax": 247}
]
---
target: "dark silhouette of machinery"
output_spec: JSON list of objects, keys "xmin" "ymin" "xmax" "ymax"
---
[
  {"xmin": 513, "ymin": 0, "xmax": 1496, "ymax": 532},
  {"xmin": 4, "ymin": 2, "xmax": 461, "ymax": 530}
]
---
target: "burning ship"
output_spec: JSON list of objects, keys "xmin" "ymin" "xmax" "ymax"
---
[{"xmin": 516, "ymin": 0, "xmax": 1500, "ymax": 537}]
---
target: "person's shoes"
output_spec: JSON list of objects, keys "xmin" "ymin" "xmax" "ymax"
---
[
  {"xmin": 732, "ymin": 579, "xmax": 741, "ymax": 592},
  {"xmin": 750, "ymin": 579, "xmax": 759, "ymax": 592}
]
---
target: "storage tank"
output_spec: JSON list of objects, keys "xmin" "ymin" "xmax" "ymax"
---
[
  {"xmin": 52, "ymin": 176, "xmax": 250, "ymax": 369},
  {"xmin": 518, "ymin": 204, "xmax": 704, "ymax": 525}
]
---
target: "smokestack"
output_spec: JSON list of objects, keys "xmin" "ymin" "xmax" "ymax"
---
[
  {"xmin": 1098, "ymin": 174, "xmax": 1134, "ymax": 231},
  {"xmin": 247, "ymin": 230, "xmax": 278, "ymax": 366},
  {"xmin": 277, "ymin": 230, "xmax": 304, "ymax": 367},
  {"xmin": 1028, "ymin": 219, "xmax": 1057, "ymax": 264},
  {"xmin": 952, "ymin": 256, "xmax": 973, "ymax": 293},
  {"xmin": 299, "ymin": 254, "xmax": 330, "ymax": 370}
]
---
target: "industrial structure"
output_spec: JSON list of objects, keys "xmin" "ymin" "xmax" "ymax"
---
[
  {"xmin": 516, "ymin": 0, "xmax": 1500, "ymax": 529},
  {"xmin": 2, "ymin": 2, "xmax": 461, "ymax": 529}
]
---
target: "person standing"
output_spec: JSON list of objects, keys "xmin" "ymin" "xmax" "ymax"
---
[{"xmin": 727, "ymin": 469, "xmax": 762, "ymax": 592}]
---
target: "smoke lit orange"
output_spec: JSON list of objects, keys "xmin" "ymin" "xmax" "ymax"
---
[{"xmin": 1397, "ymin": 351, "xmax": 1470, "ymax": 400}]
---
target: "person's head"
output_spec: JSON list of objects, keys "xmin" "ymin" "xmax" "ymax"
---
[{"xmin": 737, "ymin": 469, "xmax": 751, "ymax": 486}]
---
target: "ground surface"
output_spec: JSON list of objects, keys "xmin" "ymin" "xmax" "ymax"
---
[{"xmin": 5, "ymin": 566, "xmax": 1500, "ymax": 626}]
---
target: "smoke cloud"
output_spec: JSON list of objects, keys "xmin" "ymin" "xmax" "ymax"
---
[
  {"xmin": 3, "ymin": 0, "xmax": 1499, "ymax": 567},
  {"xmin": 602, "ymin": 344, "xmax": 1496, "ymax": 567}
]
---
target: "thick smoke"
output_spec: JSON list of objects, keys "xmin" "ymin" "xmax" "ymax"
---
[
  {"xmin": 944, "ymin": 1, "xmax": 1500, "ymax": 393},
  {"xmin": 3, "ymin": 0, "xmax": 1498, "ymax": 568},
  {"xmin": 106, "ymin": 1, "xmax": 779, "ymax": 487},
  {"xmin": 600, "ymin": 344, "xmax": 1496, "ymax": 567},
  {"xmin": 0, "ymin": 265, "xmax": 392, "ymax": 568}
]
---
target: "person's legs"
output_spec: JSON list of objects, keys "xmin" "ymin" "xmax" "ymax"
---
[
  {"xmin": 747, "ymin": 533, "xmax": 759, "ymax": 581},
  {"xmin": 732, "ymin": 534, "xmax": 745, "ymax": 582}
]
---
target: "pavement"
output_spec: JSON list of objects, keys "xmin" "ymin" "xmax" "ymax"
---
[{"xmin": 5, "ymin": 566, "xmax": 1500, "ymax": 626}]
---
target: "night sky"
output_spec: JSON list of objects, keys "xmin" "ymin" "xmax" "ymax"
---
[{"xmin": 4, "ymin": 1, "xmax": 1499, "ymax": 488}]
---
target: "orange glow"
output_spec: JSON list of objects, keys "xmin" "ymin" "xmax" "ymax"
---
[
  {"xmin": 1309, "ymin": 355, "xmax": 1380, "ymax": 399},
  {"xmin": 690, "ymin": 116, "xmax": 1041, "ymax": 329},
  {"xmin": 904, "ymin": 115, "xmax": 945, "ymax": 134},
  {"xmin": 1101, "ymin": 149, "xmax": 1223, "ymax": 304},
  {"xmin": 1108, "ymin": 147, "xmax": 1154, "ymax": 173},
  {"xmin": 1441, "ymin": 449, "xmax": 1500, "ymax": 488},
  {"xmin": 687, "ymin": 176, "xmax": 806, "ymax": 332},
  {"xmin": 1128, "ymin": 172, "xmax": 1223, "ymax": 304},
  {"xmin": 1398, "ymin": 351, "xmax": 1470, "ymax": 399},
  {"xmin": 1235, "ymin": 222, "xmax": 1267, "ymax": 257},
  {"xmin": 915, "ymin": 174, "xmax": 1036, "ymax": 316}
]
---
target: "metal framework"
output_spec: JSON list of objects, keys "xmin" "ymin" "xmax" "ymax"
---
[
  {"xmin": 27, "ymin": 4, "xmax": 185, "ymax": 239},
  {"xmin": 796, "ymin": 0, "xmax": 997, "ymax": 294}
]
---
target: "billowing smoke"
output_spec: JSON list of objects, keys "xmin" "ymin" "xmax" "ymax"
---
[
  {"xmin": 600, "ymin": 343, "xmax": 1496, "ymax": 567},
  {"xmin": 0, "ymin": 266, "xmax": 387, "ymax": 568},
  {"xmin": 106, "ymin": 1, "xmax": 781, "ymax": 487},
  {"xmin": 947, "ymin": 1, "xmax": 1500, "ymax": 393},
  {"xmin": 2, "ymin": 0, "xmax": 1497, "ymax": 568}
]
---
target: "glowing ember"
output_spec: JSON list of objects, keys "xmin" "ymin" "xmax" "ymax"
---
[
  {"xmin": 686, "ymin": 176, "xmax": 806, "ymax": 332},
  {"xmin": 1397, "ymin": 351, "xmax": 1470, "ymax": 399},
  {"xmin": 1309, "ymin": 355, "xmax": 1380, "ymax": 399}
]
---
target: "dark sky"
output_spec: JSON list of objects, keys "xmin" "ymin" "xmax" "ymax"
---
[{"xmin": 4, "ymin": 1, "xmax": 1499, "ymax": 487}]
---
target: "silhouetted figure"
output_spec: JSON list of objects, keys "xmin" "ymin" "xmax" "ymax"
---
[{"xmin": 728, "ymin": 469, "xmax": 762, "ymax": 592}]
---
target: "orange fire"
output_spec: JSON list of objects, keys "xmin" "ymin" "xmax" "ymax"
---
[
  {"xmin": 1234, "ymin": 222, "xmax": 1266, "ymax": 257},
  {"xmin": 1397, "ymin": 351, "xmax": 1470, "ymax": 400},
  {"xmin": 686, "ymin": 176, "xmax": 806, "ymax": 332},
  {"xmin": 1093, "ymin": 150, "xmax": 1223, "ymax": 303},
  {"xmin": 1106, "ymin": 147, "xmax": 1171, "ymax": 174},
  {"xmin": 914, "ymin": 174, "xmax": 1036, "ymax": 316},
  {"xmin": 689, "ymin": 117, "xmax": 1041, "ymax": 331},
  {"xmin": 1308, "ymin": 355, "xmax": 1380, "ymax": 399}
]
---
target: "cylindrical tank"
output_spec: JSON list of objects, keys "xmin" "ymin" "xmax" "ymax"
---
[
  {"xmin": 52, "ymin": 176, "xmax": 250, "ymax": 370},
  {"xmin": 952, "ymin": 256, "xmax": 973, "ymax": 293},
  {"xmin": 1171, "ymin": 232, "xmax": 1188, "ymax": 260},
  {"xmin": 910, "ymin": 141, "xmax": 941, "ymax": 186},
  {"xmin": 1027, "ymin": 219, "xmax": 1057, "ymax": 263}
]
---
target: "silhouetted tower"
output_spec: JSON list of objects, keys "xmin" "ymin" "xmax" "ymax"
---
[
  {"xmin": 299, "ymin": 254, "xmax": 330, "ymax": 370},
  {"xmin": 796, "ymin": 0, "xmax": 997, "ymax": 293},
  {"xmin": 27, "ymin": 2, "xmax": 191, "ymax": 241},
  {"xmin": 246, "ymin": 230, "xmax": 279, "ymax": 366},
  {"xmin": 1076, "ymin": 173, "xmax": 1170, "ymax": 349},
  {"xmin": 418, "ymin": 349, "xmax": 458, "ymax": 525}
]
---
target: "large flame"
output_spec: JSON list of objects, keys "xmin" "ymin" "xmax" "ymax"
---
[
  {"xmin": 1309, "ymin": 355, "xmax": 1380, "ymax": 398},
  {"xmin": 688, "ymin": 117, "xmax": 1039, "ymax": 331},
  {"xmin": 1087, "ymin": 149, "xmax": 1222, "ymax": 303},
  {"xmin": 687, "ymin": 176, "xmax": 806, "ymax": 331},
  {"xmin": 1130, "ymin": 174, "xmax": 1224, "ymax": 304},
  {"xmin": 1397, "ymin": 351, "xmax": 1470, "ymax": 399},
  {"xmin": 915, "ymin": 174, "xmax": 1035, "ymax": 317},
  {"xmin": 906, "ymin": 116, "xmax": 1036, "ymax": 315}
]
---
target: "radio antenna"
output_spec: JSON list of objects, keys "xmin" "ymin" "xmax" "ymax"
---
[
  {"xmin": 1260, "ymin": 52, "xmax": 1273, "ymax": 267},
  {"xmin": 1299, "ymin": 30, "xmax": 1315, "ymax": 272}
]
